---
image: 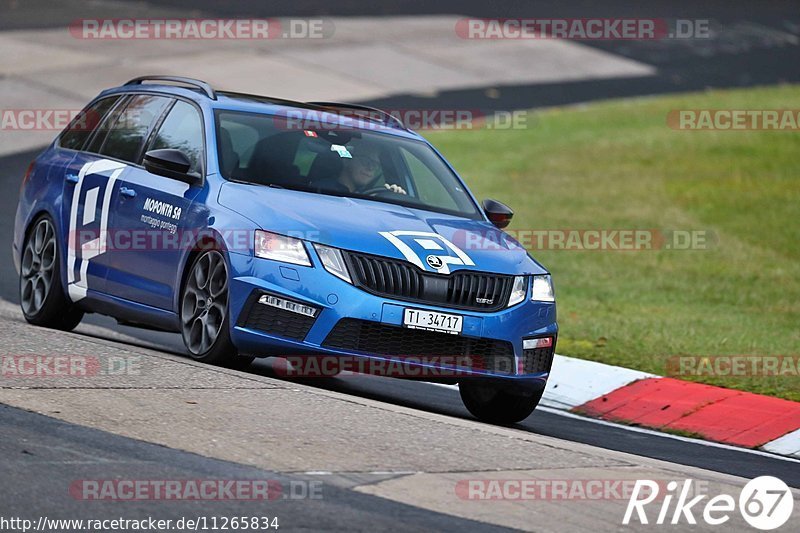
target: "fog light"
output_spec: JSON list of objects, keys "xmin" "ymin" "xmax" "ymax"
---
[
  {"xmin": 258, "ymin": 294, "xmax": 318, "ymax": 318},
  {"xmin": 523, "ymin": 337, "xmax": 553, "ymax": 350}
]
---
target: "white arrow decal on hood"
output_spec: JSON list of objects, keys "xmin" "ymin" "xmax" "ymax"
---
[{"xmin": 379, "ymin": 230, "xmax": 475, "ymax": 275}]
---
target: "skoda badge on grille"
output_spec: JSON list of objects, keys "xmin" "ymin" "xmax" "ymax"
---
[{"xmin": 426, "ymin": 255, "xmax": 443, "ymax": 269}]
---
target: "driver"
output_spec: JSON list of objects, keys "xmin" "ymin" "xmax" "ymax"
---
[{"xmin": 336, "ymin": 140, "xmax": 407, "ymax": 195}]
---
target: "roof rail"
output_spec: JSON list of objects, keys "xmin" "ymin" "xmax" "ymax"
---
[
  {"xmin": 124, "ymin": 76, "xmax": 217, "ymax": 100},
  {"xmin": 217, "ymin": 90, "xmax": 316, "ymax": 109},
  {"xmin": 307, "ymin": 102, "xmax": 406, "ymax": 130}
]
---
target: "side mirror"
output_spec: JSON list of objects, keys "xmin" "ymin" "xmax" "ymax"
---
[
  {"xmin": 143, "ymin": 149, "xmax": 201, "ymax": 185},
  {"xmin": 482, "ymin": 199, "xmax": 513, "ymax": 229}
]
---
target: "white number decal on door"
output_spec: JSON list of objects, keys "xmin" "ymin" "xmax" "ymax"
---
[{"xmin": 66, "ymin": 159, "xmax": 126, "ymax": 302}]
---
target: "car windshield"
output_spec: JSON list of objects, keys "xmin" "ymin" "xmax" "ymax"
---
[{"xmin": 215, "ymin": 109, "xmax": 481, "ymax": 219}]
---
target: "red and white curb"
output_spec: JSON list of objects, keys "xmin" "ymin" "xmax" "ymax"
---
[{"xmin": 543, "ymin": 355, "xmax": 800, "ymax": 459}]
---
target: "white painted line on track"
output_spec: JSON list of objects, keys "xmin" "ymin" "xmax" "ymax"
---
[
  {"xmin": 426, "ymin": 382, "xmax": 800, "ymax": 464},
  {"xmin": 535, "ymin": 405, "xmax": 800, "ymax": 464}
]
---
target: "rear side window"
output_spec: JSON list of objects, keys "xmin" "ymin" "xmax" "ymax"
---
[
  {"xmin": 57, "ymin": 96, "xmax": 120, "ymax": 151},
  {"xmin": 98, "ymin": 95, "xmax": 170, "ymax": 164},
  {"xmin": 147, "ymin": 100, "xmax": 204, "ymax": 175}
]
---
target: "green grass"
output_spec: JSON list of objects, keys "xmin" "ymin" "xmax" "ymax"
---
[{"xmin": 424, "ymin": 85, "xmax": 800, "ymax": 401}]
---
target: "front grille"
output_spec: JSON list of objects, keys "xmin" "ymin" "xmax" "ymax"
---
[
  {"xmin": 344, "ymin": 251, "xmax": 513, "ymax": 312},
  {"xmin": 522, "ymin": 345, "xmax": 556, "ymax": 374},
  {"xmin": 237, "ymin": 292, "xmax": 318, "ymax": 341},
  {"xmin": 323, "ymin": 318, "xmax": 515, "ymax": 374}
]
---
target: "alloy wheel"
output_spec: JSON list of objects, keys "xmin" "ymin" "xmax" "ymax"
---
[{"xmin": 181, "ymin": 251, "xmax": 229, "ymax": 354}]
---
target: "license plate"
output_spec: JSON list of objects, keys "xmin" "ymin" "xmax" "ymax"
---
[{"xmin": 403, "ymin": 308, "xmax": 463, "ymax": 335}]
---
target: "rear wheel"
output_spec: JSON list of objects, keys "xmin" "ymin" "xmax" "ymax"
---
[
  {"xmin": 19, "ymin": 215, "xmax": 83, "ymax": 331},
  {"xmin": 180, "ymin": 250, "xmax": 253, "ymax": 370},
  {"xmin": 459, "ymin": 382, "xmax": 543, "ymax": 424}
]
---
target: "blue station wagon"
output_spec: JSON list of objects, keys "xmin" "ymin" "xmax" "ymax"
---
[{"xmin": 13, "ymin": 76, "xmax": 557, "ymax": 423}]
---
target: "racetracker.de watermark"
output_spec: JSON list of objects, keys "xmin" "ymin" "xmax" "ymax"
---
[
  {"xmin": 274, "ymin": 108, "xmax": 530, "ymax": 131},
  {"xmin": 68, "ymin": 18, "xmax": 334, "ymax": 40},
  {"xmin": 667, "ymin": 110, "xmax": 800, "ymax": 130},
  {"xmin": 69, "ymin": 479, "xmax": 322, "ymax": 501},
  {"xmin": 455, "ymin": 478, "xmax": 706, "ymax": 501},
  {"xmin": 455, "ymin": 18, "xmax": 710, "ymax": 40},
  {"xmin": 0, "ymin": 109, "xmax": 99, "ymax": 131},
  {"xmin": 450, "ymin": 229, "xmax": 717, "ymax": 252},
  {"xmin": 272, "ymin": 355, "xmax": 514, "ymax": 378},
  {"xmin": 1, "ymin": 355, "xmax": 141, "ymax": 378},
  {"xmin": 2, "ymin": 106, "xmax": 187, "ymax": 132},
  {"xmin": 666, "ymin": 356, "xmax": 800, "ymax": 378},
  {"xmin": 68, "ymin": 229, "xmax": 329, "ymax": 253}
]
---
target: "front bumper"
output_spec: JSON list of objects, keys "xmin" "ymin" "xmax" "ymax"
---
[{"xmin": 226, "ymin": 251, "xmax": 558, "ymax": 388}]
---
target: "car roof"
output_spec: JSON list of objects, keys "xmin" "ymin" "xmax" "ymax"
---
[{"xmin": 98, "ymin": 76, "xmax": 426, "ymax": 142}]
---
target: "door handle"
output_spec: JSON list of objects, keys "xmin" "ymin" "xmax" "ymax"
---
[
  {"xmin": 65, "ymin": 173, "xmax": 79, "ymax": 184},
  {"xmin": 119, "ymin": 186, "xmax": 137, "ymax": 198}
]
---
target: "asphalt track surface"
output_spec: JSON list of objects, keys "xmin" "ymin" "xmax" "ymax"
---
[
  {"xmin": 1, "ymin": 148, "xmax": 798, "ymax": 495},
  {"xmin": 3, "ymin": 1, "xmax": 798, "ymax": 112},
  {"xmin": 2, "ymin": 2, "xmax": 799, "ymax": 526},
  {"xmin": 0, "ymin": 403, "xmax": 518, "ymax": 532}
]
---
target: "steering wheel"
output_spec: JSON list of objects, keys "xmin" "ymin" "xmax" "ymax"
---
[{"xmin": 360, "ymin": 185, "xmax": 404, "ymax": 196}]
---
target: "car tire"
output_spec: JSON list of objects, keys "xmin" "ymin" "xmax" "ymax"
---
[
  {"xmin": 180, "ymin": 249, "xmax": 253, "ymax": 370},
  {"xmin": 19, "ymin": 214, "xmax": 84, "ymax": 331},
  {"xmin": 459, "ymin": 382, "xmax": 543, "ymax": 424}
]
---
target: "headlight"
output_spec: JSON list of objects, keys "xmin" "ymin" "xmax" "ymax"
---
[
  {"xmin": 254, "ymin": 230, "xmax": 311, "ymax": 266},
  {"xmin": 507, "ymin": 276, "xmax": 527, "ymax": 307},
  {"xmin": 531, "ymin": 274, "xmax": 555, "ymax": 302},
  {"xmin": 313, "ymin": 244, "xmax": 352, "ymax": 283}
]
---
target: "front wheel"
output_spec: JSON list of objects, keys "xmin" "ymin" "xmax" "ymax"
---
[
  {"xmin": 180, "ymin": 250, "xmax": 253, "ymax": 370},
  {"xmin": 459, "ymin": 382, "xmax": 543, "ymax": 424}
]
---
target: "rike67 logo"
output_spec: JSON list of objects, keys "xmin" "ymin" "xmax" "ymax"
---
[{"xmin": 624, "ymin": 476, "xmax": 794, "ymax": 530}]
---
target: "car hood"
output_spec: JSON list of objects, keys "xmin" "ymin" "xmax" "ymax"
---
[{"xmin": 219, "ymin": 182, "xmax": 547, "ymax": 276}]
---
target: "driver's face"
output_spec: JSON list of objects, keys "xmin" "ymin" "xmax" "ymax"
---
[{"xmin": 350, "ymin": 149, "xmax": 380, "ymax": 188}]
